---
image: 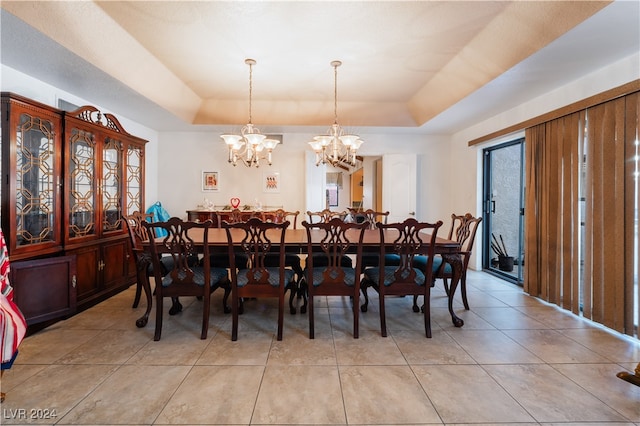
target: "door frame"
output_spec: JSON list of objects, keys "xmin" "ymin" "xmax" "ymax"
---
[{"xmin": 482, "ymin": 138, "xmax": 525, "ymax": 285}]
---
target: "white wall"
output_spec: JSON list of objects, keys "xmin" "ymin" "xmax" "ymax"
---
[
  {"xmin": 156, "ymin": 130, "xmax": 450, "ymax": 220},
  {"xmin": 157, "ymin": 131, "xmax": 308, "ymax": 219},
  {"xmin": 154, "ymin": 128, "xmax": 451, "ymax": 219}
]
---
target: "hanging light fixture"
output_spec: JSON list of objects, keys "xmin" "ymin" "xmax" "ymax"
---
[
  {"xmin": 309, "ymin": 60, "xmax": 363, "ymax": 167},
  {"xmin": 221, "ymin": 59, "xmax": 279, "ymax": 167}
]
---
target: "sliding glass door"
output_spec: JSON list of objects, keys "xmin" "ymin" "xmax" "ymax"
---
[{"xmin": 482, "ymin": 138, "xmax": 525, "ymax": 284}]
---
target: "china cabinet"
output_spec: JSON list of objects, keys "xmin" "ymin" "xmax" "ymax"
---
[
  {"xmin": 63, "ymin": 105, "xmax": 147, "ymax": 308},
  {"xmin": 1, "ymin": 92, "xmax": 147, "ymax": 320}
]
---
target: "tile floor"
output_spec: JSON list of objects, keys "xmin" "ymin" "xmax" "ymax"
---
[{"xmin": 1, "ymin": 270, "xmax": 639, "ymax": 425}]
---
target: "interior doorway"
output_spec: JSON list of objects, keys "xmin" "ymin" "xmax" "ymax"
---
[{"xmin": 482, "ymin": 138, "xmax": 525, "ymax": 285}]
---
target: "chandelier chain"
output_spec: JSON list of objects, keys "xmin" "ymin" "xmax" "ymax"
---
[
  {"xmin": 248, "ymin": 60, "xmax": 253, "ymax": 125},
  {"xmin": 333, "ymin": 62, "xmax": 338, "ymax": 125}
]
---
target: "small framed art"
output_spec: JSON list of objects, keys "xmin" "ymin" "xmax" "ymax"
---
[
  {"xmin": 263, "ymin": 172, "xmax": 280, "ymax": 193},
  {"xmin": 202, "ymin": 171, "xmax": 219, "ymax": 191}
]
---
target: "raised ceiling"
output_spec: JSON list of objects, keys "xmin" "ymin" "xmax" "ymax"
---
[{"xmin": 1, "ymin": 1, "xmax": 638, "ymax": 134}]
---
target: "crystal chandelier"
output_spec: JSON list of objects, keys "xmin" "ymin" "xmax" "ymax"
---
[
  {"xmin": 221, "ymin": 59, "xmax": 279, "ymax": 167},
  {"xmin": 309, "ymin": 60, "xmax": 364, "ymax": 167}
]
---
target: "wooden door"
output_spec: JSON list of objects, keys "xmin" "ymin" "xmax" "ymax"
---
[
  {"xmin": 102, "ymin": 238, "xmax": 128, "ymax": 289},
  {"xmin": 350, "ymin": 168, "xmax": 364, "ymax": 209},
  {"xmin": 11, "ymin": 255, "xmax": 77, "ymax": 325},
  {"xmin": 68, "ymin": 244, "xmax": 100, "ymax": 302}
]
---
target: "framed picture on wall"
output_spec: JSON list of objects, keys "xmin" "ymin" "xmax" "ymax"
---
[
  {"xmin": 263, "ymin": 172, "xmax": 280, "ymax": 193},
  {"xmin": 202, "ymin": 171, "xmax": 219, "ymax": 191}
]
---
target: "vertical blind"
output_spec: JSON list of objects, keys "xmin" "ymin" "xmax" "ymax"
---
[{"xmin": 524, "ymin": 92, "xmax": 639, "ymax": 337}]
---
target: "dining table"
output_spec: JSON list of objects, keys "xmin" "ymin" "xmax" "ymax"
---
[{"xmin": 135, "ymin": 227, "xmax": 466, "ymax": 330}]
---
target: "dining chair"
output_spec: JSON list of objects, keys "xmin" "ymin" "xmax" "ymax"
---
[
  {"xmin": 222, "ymin": 218, "xmax": 297, "ymax": 341},
  {"xmin": 226, "ymin": 208, "xmax": 245, "ymax": 224},
  {"xmin": 347, "ymin": 207, "xmax": 362, "ymax": 217},
  {"xmin": 124, "ymin": 211, "xmax": 187, "ymax": 327},
  {"xmin": 361, "ymin": 218, "xmax": 443, "ymax": 338},
  {"xmin": 262, "ymin": 210, "xmax": 305, "ymax": 309},
  {"xmin": 302, "ymin": 218, "xmax": 367, "ymax": 338},
  {"xmin": 265, "ymin": 208, "xmax": 300, "ymax": 228},
  {"xmin": 304, "ymin": 210, "xmax": 353, "ymax": 267},
  {"xmin": 346, "ymin": 208, "xmax": 388, "ymax": 228},
  {"xmin": 361, "ymin": 209, "xmax": 389, "ymax": 228},
  {"xmin": 302, "ymin": 209, "xmax": 353, "ymax": 313},
  {"xmin": 123, "ymin": 211, "xmax": 156, "ymax": 310},
  {"xmin": 206, "ymin": 210, "xmax": 252, "ymax": 315},
  {"xmin": 411, "ymin": 213, "xmax": 482, "ymax": 312},
  {"xmin": 143, "ymin": 217, "xmax": 230, "ymax": 341},
  {"xmin": 357, "ymin": 209, "xmax": 390, "ymax": 269},
  {"xmin": 306, "ymin": 209, "xmax": 344, "ymax": 224}
]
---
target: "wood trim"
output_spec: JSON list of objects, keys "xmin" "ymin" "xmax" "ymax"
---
[{"xmin": 468, "ymin": 80, "xmax": 640, "ymax": 147}]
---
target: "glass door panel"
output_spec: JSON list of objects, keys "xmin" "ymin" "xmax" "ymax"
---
[
  {"xmin": 102, "ymin": 138, "xmax": 122, "ymax": 232},
  {"xmin": 68, "ymin": 128, "xmax": 96, "ymax": 238},
  {"xmin": 483, "ymin": 138, "xmax": 525, "ymax": 284},
  {"xmin": 16, "ymin": 113, "xmax": 56, "ymax": 245},
  {"xmin": 126, "ymin": 145, "xmax": 143, "ymax": 214}
]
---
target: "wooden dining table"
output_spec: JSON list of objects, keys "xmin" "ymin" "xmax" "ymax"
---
[{"xmin": 135, "ymin": 227, "xmax": 466, "ymax": 330}]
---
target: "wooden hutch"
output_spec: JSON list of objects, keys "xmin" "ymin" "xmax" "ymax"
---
[{"xmin": 1, "ymin": 92, "xmax": 147, "ymax": 325}]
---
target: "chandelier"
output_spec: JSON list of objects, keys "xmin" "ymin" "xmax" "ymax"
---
[
  {"xmin": 221, "ymin": 59, "xmax": 279, "ymax": 167},
  {"xmin": 309, "ymin": 60, "xmax": 363, "ymax": 167}
]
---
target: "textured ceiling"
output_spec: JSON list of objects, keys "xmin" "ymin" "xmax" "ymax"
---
[{"xmin": 1, "ymin": 1, "xmax": 638, "ymax": 134}]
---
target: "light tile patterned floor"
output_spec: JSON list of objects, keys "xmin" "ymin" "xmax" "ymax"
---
[{"xmin": 1, "ymin": 270, "xmax": 639, "ymax": 425}]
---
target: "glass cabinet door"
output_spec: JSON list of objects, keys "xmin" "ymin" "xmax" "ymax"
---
[
  {"xmin": 102, "ymin": 137, "xmax": 122, "ymax": 232},
  {"xmin": 68, "ymin": 127, "xmax": 96, "ymax": 238},
  {"xmin": 15, "ymin": 113, "xmax": 57, "ymax": 246},
  {"xmin": 126, "ymin": 144, "xmax": 143, "ymax": 215}
]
